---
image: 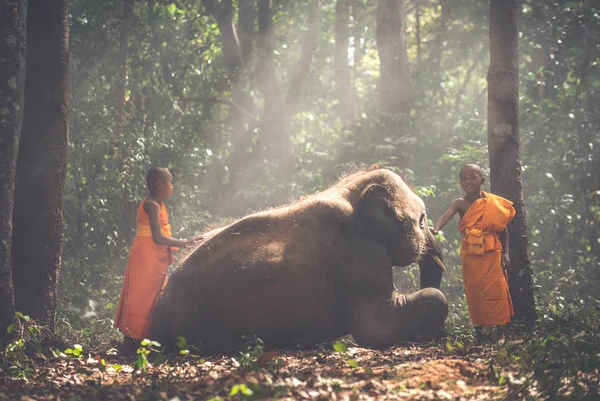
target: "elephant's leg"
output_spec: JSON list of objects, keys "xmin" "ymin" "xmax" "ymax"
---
[{"xmin": 348, "ymin": 288, "xmax": 448, "ymax": 348}]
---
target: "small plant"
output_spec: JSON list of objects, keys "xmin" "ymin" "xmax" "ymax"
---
[
  {"xmin": 235, "ymin": 336, "xmax": 265, "ymax": 372},
  {"xmin": 1, "ymin": 312, "xmax": 42, "ymax": 379},
  {"xmin": 332, "ymin": 341, "xmax": 373, "ymax": 374},
  {"xmin": 229, "ymin": 382, "xmax": 262, "ymax": 400},
  {"xmin": 136, "ymin": 339, "xmax": 161, "ymax": 372},
  {"xmin": 175, "ymin": 335, "xmax": 204, "ymax": 362},
  {"xmin": 63, "ymin": 344, "xmax": 84, "ymax": 358}
]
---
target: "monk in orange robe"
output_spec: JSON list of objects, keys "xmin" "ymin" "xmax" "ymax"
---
[
  {"xmin": 433, "ymin": 164, "xmax": 516, "ymax": 342},
  {"xmin": 114, "ymin": 167, "xmax": 188, "ymax": 355}
]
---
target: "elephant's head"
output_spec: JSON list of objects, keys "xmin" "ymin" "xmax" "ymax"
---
[{"xmin": 356, "ymin": 171, "xmax": 445, "ymax": 284}]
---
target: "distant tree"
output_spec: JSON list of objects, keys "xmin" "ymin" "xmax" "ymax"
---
[
  {"xmin": 487, "ymin": 0, "xmax": 537, "ymax": 324},
  {"xmin": 335, "ymin": 0, "xmax": 354, "ymax": 123},
  {"xmin": 11, "ymin": 0, "xmax": 69, "ymax": 332},
  {"xmin": 0, "ymin": 0, "xmax": 23, "ymax": 343},
  {"xmin": 376, "ymin": 0, "xmax": 410, "ymax": 116}
]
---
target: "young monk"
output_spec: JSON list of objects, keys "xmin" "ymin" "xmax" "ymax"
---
[
  {"xmin": 432, "ymin": 164, "xmax": 516, "ymax": 343},
  {"xmin": 114, "ymin": 167, "xmax": 188, "ymax": 355}
]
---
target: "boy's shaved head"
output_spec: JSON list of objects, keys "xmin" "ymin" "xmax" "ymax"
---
[
  {"xmin": 147, "ymin": 167, "xmax": 170, "ymax": 193},
  {"xmin": 459, "ymin": 164, "xmax": 484, "ymax": 177}
]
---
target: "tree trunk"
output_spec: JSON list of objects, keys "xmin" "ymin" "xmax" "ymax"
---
[
  {"xmin": 202, "ymin": 0, "xmax": 244, "ymax": 76},
  {"xmin": 487, "ymin": 0, "xmax": 537, "ymax": 324},
  {"xmin": 114, "ymin": 0, "xmax": 132, "ymax": 139},
  {"xmin": 255, "ymin": 0, "xmax": 283, "ymax": 160},
  {"xmin": 12, "ymin": 0, "xmax": 69, "ymax": 332},
  {"xmin": 238, "ymin": 0, "xmax": 255, "ymax": 66},
  {"xmin": 335, "ymin": 0, "xmax": 353, "ymax": 123},
  {"xmin": 114, "ymin": 0, "xmax": 135, "ymax": 244},
  {"xmin": 0, "ymin": 0, "xmax": 24, "ymax": 342},
  {"xmin": 376, "ymin": 0, "xmax": 410, "ymax": 116}
]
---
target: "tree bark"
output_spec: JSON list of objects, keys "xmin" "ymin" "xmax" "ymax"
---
[
  {"xmin": 376, "ymin": 0, "xmax": 410, "ymax": 116},
  {"xmin": 0, "ymin": 0, "xmax": 23, "ymax": 342},
  {"xmin": 237, "ymin": 0, "xmax": 255, "ymax": 67},
  {"xmin": 487, "ymin": 0, "xmax": 537, "ymax": 324},
  {"xmin": 12, "ymin": 0, "xmax": 69, "ymax": 332},
  {"xmin": 335, "ymin": 0, "xmax": 353, "ymax": 123}
]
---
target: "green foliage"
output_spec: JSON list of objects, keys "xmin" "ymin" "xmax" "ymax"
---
[
  {"xmin": 63, "ymin": 344, "xmax": 84, "ymax": 358},
  {"xmin": 493, "ymin": 305, "xmax": 600, "ymax": 400},
  {"xmin": 0, "ymin": 312, "xmax": 42, "ymax": 379},
  {"xmin": 332, "ymin": 340, "xmax": 373, "ymax": 374},
  {"xmin": 235, "ymin": 337, "xmax": 265, "ymax": 373},
  {"xmin": 135, "ymin": 339, "xmax": 161, "ymax": 372}
]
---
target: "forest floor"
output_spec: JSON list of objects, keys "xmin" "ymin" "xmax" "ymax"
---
[{"xmin": 0, "ymin": 338, "xmax": 533, "ymax": 401}]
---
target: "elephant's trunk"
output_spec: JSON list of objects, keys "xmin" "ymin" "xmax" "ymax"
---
[{"xmin": 419, "ymin": 229, "xmax": 445, "ymax": 289}]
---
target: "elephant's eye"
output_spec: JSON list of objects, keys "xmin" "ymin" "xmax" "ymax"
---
[{"xmin": 419, "ymin": 213, "xmax": 426, "ymax": 229}]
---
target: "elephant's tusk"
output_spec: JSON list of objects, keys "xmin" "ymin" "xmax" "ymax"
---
[{"xmin": 432, "ymin": 255, "xmax": 446, "ymax": 271}]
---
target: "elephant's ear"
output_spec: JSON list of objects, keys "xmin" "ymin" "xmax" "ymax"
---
[{"xmin": 356, "ymin": 183, "xmax": 396, "ymax": 241}]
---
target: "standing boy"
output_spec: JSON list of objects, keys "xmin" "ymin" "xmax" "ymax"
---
[
  {"xmin": 432, "ymin": 164, "xmax": 515, "ymax": 343},
  {"xmin": 114, "ymin": 167, "xmax": 189, "ymax": 355}
]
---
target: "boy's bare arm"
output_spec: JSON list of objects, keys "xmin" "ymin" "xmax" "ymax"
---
[
  {"xmin": 432, "ymin": 200, "xmax": 459, "ymax": 234},
  {"xmin": 144, "ymin": 200, "xmax": 188, "ymax": 248}
]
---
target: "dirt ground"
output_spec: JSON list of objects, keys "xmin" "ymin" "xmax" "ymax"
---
[{"xmin": 0, "ymin": 341, "xmax": 519, "ymax": 401}]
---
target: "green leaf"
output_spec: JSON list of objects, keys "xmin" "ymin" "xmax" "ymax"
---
[
  {"xmin": 333, "ymin": 342, "xmax": 348, "ymax": 353},
  {"xmin": 347, "ymin": 359, "xmax": 359, "ymax": 368},
  {"xmin": 166, "ymin": 3, "xmax": 176, "ymax": 16},
  {"xmin": 6, "ymin": 324, "xmax": 15, "ymax": 334},
  {"xmin": 176, "ymin": 336, "xmax": 187, "ymax": 349},
  {"xmin": 15, "ymin": 312, "xmax": 30, "ymax": 322}
]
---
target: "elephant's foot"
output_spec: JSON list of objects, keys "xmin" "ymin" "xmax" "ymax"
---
[{"xmin": 348, "ymin": 288, "xmax": 448, "ymax": 348}]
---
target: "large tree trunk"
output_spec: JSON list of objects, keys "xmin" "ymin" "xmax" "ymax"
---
[
  {"xmin": 376, "ymin": 0, "xmax": 410, "ymax": 116},
  {"xmin": 12, "ymin": 0, "xmax": 69, "ymax": 332},
  {"xmin": 335, "ymin": 0, "xmax": 353, "ymax": 123},
  {"xmin": 487, "ymin": 0, "xmax": 537, "ymax": 324},
  {"xmin": 0, "ymin": 0, "xmax": 24, "ymax": 342}
]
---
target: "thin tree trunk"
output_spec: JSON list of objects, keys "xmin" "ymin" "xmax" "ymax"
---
[
  {"xmin": 115, "ymin": 0, "xmax": 132, "ymax": 140},
  {"xmin": 202, "ymin": 0, "xmax": 244, "ymax": 76},
  {"xmin": 415, "ymin": 0, "xmax": 421, "ymax": 73},
  {"xmin": 376, "ymin": 0, "xmax": 410, "ymax": 116},
  {"xmin": 238, "ymin": 0, "xmax": 255, "ymax": 66},
  {"xmin": 12, "ymin": 0, "xmax": 69, "ymax": 332},
  {"xmin": 0, "ymin": 0, "xmax": 24, "ymax": 342},
  {"xmin": 335, "ymin": 0, "xmax": 353, "ymax": 123},
  {"xmin": 114, "ymin": 0, "xmax": 135, "ymax": 244},
  {"xmin": 255, "ymin": 0, "xmax": 279, "ymax": 123},
  {"xmin": 284, "ymin": 0, "xmax": 319, "ymax": 116},
  {"xmin": 487, "ymin": 0, "xmax": 537, "ymax": 324}
]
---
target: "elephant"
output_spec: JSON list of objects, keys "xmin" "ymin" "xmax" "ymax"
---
[{"xmin": 152, "ymin": 168, "xmax": 448, "ymax": 354}]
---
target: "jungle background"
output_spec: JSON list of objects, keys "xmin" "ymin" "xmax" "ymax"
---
[{"xmin": 1, "ymin": 0, "xmax": 599, "ymax": 400}]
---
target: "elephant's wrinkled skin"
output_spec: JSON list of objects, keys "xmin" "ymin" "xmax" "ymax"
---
[{"xmin": 153, "ymin": 169, "xmax": 448, "ymax": 353}]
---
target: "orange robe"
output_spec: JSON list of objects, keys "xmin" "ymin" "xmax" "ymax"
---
[
  {"xmin": 114, "ymin": 198, "xmax": 174, "ymax": 340},
  {"xmin": 458, "ymin": 192, "xmax": 516, "ymax": 326}
]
